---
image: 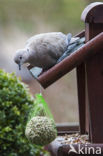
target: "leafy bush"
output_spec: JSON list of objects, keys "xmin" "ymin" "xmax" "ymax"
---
[{"xmin": 0, "ymin": 69, "xmax": 48, "ymax": 156}]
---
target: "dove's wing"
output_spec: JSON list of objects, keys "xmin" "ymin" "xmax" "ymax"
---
[
  {"xmin": 66, "ymin": 33, "xmax": 72, "ymax": 45},
  {"xmin": 70, "ymin": 37, "xmax": 80, "ymax": 44}
]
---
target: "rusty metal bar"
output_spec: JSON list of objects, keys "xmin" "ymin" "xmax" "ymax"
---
[{"xmin": 38, "ymin": 32, "xmax": 103, "ymax": 88}]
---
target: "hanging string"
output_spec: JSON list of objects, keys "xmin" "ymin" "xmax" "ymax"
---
[{"xmin": 39, "ymin": 83, "xmax": 42, "ymax": 95}]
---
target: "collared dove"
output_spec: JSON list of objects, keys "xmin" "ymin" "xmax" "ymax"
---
[{"xmin": 14, "ymin": 32, "xmax": 79, "ymax": 70}]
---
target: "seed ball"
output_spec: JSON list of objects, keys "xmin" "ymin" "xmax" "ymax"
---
[{"xmin": 25, "ymin": 116, "xmax": 57, "ymax": 146}]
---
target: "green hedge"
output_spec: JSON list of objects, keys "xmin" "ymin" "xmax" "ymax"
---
[{"xmin": 0, "ymin": 69, "xmax": 48, "ymax": 156}]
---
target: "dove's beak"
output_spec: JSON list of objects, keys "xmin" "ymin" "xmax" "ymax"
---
[{"xmin": 18, "ymin": 63, "xmax": 21, "ymax": 70}]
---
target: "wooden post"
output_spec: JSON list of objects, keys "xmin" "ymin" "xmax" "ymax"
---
[
  {"xmin": 75, "ymin": 32, "xmax": 86, "ymax": 135},
  {"xmin": 45, "ymin": 3, "xmax": 103, "ymax": 155},
  {"xmin": 76, "ymin": 64, "xmax": 86, "ymax": 134},
  {"xmin": 81, "ymin": 2, "xmax": 103, "ymax": 143}
]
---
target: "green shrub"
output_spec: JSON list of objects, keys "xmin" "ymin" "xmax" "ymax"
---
[{"xmin": 0, "ymin": 69, "xmax": 48, "ymax": 156}]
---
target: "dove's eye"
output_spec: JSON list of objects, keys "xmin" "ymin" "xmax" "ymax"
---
[{"xmin": 19, "ymin": 56, "xmax": 22, "ymax": 59}]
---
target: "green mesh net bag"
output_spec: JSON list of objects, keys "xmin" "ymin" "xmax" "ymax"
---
[{"xmin": 25, "ymin": 93, "xmax": 57, "ymax": 146}]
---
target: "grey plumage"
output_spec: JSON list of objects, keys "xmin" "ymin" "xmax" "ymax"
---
[{"xmin": 14, "ymin": 32, "xmax": 72, "ymax": 70}]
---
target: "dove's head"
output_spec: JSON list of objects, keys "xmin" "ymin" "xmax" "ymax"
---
[{"xmin": 14, "ymin": 48, "xmax": 29, "ymax": 70}]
